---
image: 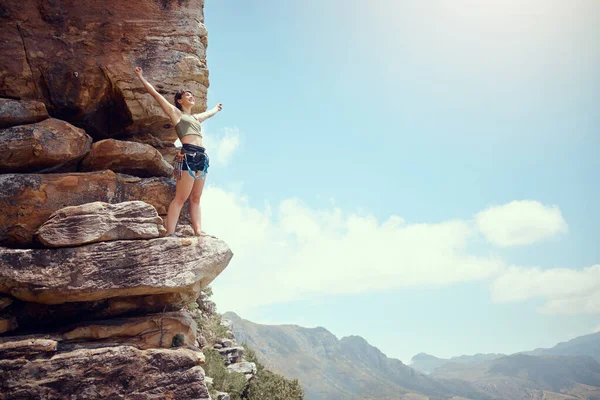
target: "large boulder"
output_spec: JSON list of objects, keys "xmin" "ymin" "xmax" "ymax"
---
[
  {"xmin": 0, "ymin": 342, "xmax": 210, "ymax": 400},
  {"xmin": 124, "ymin": 132, "xmax": 181, "ymax": 164},
  {"xmin": 0, "ymin": 0, "xmax": 209, "ymax": 140},
  {"xmin": 0, "ymin": 98, "xmax": 48, "ymax": 129},
  {"xmin": 36, "ymin": 201, "xmax": 166, "ymax": 247},
  {"xmin": 80, "ymin": 139, "xmax": 174, "ymax": 178},
  {"xmin": 0, "ymin": 235, "xmax": 232, "ymax": 304},
  {"xmin": 0, "ymin": 171, "xmax": 176, "ymax": 247},
  {"xmin": 227, "ymin": 361, "xmax": 258, "ymax": 380},
  {"xmin": 0, "ymin": 118, "xmax": 92, "ymax": 173}
]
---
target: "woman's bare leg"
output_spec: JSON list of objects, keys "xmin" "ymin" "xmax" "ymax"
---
[
  {"xmin": 189, "ymin": 174, "xmax": 206, "ymax": 235},
  {"xmin": 166, "ymin": 172, "xmax": 195, "ymax": 234}
]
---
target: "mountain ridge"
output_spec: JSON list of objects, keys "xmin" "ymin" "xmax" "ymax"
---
[{"xmin": 223, "ymin": 311, "xmax": 600, "ymax": 400}]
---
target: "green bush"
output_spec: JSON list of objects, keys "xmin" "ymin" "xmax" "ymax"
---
[
  {"xmin": 242, "ymin": 343, "xmax": 304, "ymax": 400},
  {"xmin": 203, "ymin": 348, "xmax": 247, "ymax": 400},
  {"xmin": 245, "ymin": 369, "xmax": 304, "ymax": 400}
]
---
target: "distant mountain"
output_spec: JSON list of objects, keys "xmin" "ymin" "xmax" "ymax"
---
[
  {"xmin": 223, "ymin": 312, "xmax": 487, "ymax": 400},
  {"xmin": 224, "ymin": 311, "xmax": 600, "ymax": 400},
  {"xmin": 432, "ymin": 354, "xmax": 600, "ymax": 400},
  {"xmin": 410, "ymin": 353, "xmax": 504, "ymax": 374},
  {"xmin": 522, "ymin": 331, "xmax": 600, "ymax": 361},
  {"xmin": 410, "ymin": 332, "xmax": 600, "ymax": 375}
]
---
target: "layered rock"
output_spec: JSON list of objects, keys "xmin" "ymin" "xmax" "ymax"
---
[
  {"xmin": 60, "ymin": 311, "xmax": 197, "ymax": 349},
  {"xmin": 0, "ymin": 342, "xmax": 210, "ymax": 400},
  {"xmin": 80, "ymin": 139, "xmax": 174, "ymax": 177},
  {"xmin": 0, "ymin": 235, "xmax": 232, "ymax": 304},
  {"xmin": 0, "ymin": 0, "xmax": 209, "ymax": 140},
  {"xmin": 5, "ymin": 291, "xmax": 202, "ymax": 332},
  {"xmin": 36, "ymin": 201, "xmax": 166, "ymax": 247},
  {"xmin": 0, "ymin": 118, "xmax": 92, "ymax": 173},
  {"xmin": 0, "ymin": 170, "xmax": 176, "ymax": 246},
  {"xmin": 0, "ymin": 98, "xmax": 48, "ymax": 128}
]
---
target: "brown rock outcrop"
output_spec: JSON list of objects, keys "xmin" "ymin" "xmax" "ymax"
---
[
  {"xmin": 0, "ymin": 118, "xmax": 92, "ymax": 173},
  {"xmin": 62, "ymin": 311, "xmax": 196, "ymax": 349},
  {"xmin": 0, "ymin": 170, "xmax": 176, "ymax": 247},
  {"xmin": 80, "ymin": 139, "xmax": 174, "ymax": 177},
  {"xmin": 0, "ymin": 236, "xmax": 232, "ymax": 304},
  {"xmin": 0, "ymin": 98, "xmax": 48, "ymax": 129},
  {"xmin": 0, "ymin": 0, "xmax": 209, "ymax": 140},
  {"xmin": 125, "ymin": 132, "xmax": 181, "ymax": 164},
  {"xmin": 0, "ymin": 343, "xmax": 210, "ymax": 400},
  {"xmin": 36, "ymin": 201, "xmax": 166, "ymax": 247}
]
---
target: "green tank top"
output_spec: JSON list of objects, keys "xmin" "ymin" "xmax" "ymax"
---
[{"xmin": 175, "ymin": 113, "xmax": 202, "ymax": 139}]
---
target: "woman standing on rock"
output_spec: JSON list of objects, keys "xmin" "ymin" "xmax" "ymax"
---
[{"xmin": 134, "ymin": 66, "xmax": 222, "ymax": 237}]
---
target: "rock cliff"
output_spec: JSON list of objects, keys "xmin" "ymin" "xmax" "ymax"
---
[{"xmin": 0, "ymin": 1, "xmax": 232, "ymax": 398}]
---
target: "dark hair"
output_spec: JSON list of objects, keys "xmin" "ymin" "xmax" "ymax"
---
[{"xmin": 174, "ymin": 89, "xmax": 193, "ymax": 110}]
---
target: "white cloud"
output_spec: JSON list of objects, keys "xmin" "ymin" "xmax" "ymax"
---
[
  {"xmin": 174, "ymin": 126, "xmax": 241, "ymax": 165},
  {"xmin": 475, "ymin": 200, "xmax": 568, "ymax": 247},
  {"xmin": 491, "ymin": 265, "xmax": 600, "ymax": 314},
  {"xmin": 202, "ymin": 187, "xmax": 505, "ymax": 313}
]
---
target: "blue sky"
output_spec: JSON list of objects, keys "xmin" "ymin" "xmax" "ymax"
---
[{"xmin": 199, "ymin": 0, "xmax": 599, "ymax": 363}]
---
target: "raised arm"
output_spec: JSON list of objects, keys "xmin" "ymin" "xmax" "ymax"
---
[
  {"xmin": 134, "ymin": 67, "xmax": 180, "ymax": 124},
  {"xmin": 193, "ymin": 103, "xmax": 223, "ymax": 122}
]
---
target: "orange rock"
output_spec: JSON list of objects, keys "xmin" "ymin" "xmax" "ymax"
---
[
  {"xmin": 0, "ymin": 170, "xmax": 176, "ymax": 247},
  {"xmin": 80, "ymin": 139, "xmax": 174, "ymax": 178},
  {"xmin": 0, "ymin": 98, "xmax": 49, "ymax": 129},
  {"xmin": 0, "ymin": 118, "xmax": 92, "ymax": 173}
]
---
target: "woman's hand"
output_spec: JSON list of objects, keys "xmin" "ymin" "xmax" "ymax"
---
[
  {"xmin": 134, "ymin": 66, "xmax": 143, "ymax": 78},
  {"xmin": 214, "ymin": 103, "xmax": 223, "ymax": 112}
]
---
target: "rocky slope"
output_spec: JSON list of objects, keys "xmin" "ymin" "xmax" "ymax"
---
[{"xmin": 0, "ymin": 1, "xmax": 234, "ymax": 398}]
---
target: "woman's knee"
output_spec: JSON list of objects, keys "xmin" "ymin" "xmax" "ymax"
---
[
  {"xmin": 189, "ymin": 193, "xmax": 202, "ymax": 205},
  {"xmin": 172, "ymin": 195, "xmax": 188, "ymax": 206}
]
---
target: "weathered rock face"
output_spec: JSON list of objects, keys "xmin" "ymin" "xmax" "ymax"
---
[
  {"xmin": 80, "ymin": 138, "xmax": 174, "ymax": 177},
  {"xmin": 36, "ymin": 201, "xmax": 166, "ymax": 247},
  {"xmin": 0, "ymin": 118, "xmax": 92, "ymax": 173},
  {"xmin": 0, "ymin": 171, "xmax": 176, "ymax": 247},
  {"xmin": 0, "ymin": 98, "xmax": 48, "ymax": 129},
  {"xmin": 0, "ymin": 342, "xmax": 210, "ymax": 400},
  {"xmin": 0, "ymin": 0, "xmax": 208, "ymax": 140},
  {"xmin": 0, "ymin": 236, "xmax": 232, "ymax": 304}
]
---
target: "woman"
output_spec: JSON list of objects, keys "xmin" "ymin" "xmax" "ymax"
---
[{"xmin": 134, "ymin": 66, "xmax": 222, "ymax": 237}]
